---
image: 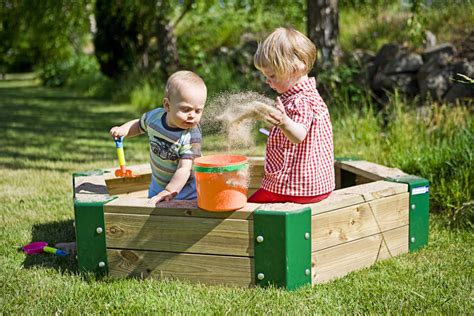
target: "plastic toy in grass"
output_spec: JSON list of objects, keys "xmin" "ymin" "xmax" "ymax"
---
[
  {"xmin": 114, "ymin": 136, "xmax": 134, "ymax": 177},
  {"xmin": 22, "ymin": 241, "xmax": 68, "ymax": 256}
]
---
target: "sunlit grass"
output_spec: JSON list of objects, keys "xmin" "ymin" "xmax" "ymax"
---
[{"xmin": 1, "ymin": 76, "xmax": 472, "ymax": 313}]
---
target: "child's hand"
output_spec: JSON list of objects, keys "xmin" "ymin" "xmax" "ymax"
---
[
  {"xmin": 148, "ymin": 189, "xmax": 178, "ymax": 205},
  {"xmin": 110, "ymin": 126, "xmax": 128, "ymax": 139},
  {"xmin": 266, "ymin": 97, "xmax": 288, "ymax": 127}
]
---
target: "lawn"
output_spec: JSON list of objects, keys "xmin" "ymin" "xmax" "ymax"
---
[{"xmin": 0, "ymin": 78, "xmax": 472, "ymax": 314}]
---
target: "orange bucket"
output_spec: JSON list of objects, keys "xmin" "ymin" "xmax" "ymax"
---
[{"xmin": 194, "ymin": 155, "xmax": 249, "ymax": 212}]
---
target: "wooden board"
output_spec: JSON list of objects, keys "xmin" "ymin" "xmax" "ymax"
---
[
  {"xmin": 107, "ymin": 249, "xmax": 254, "ymax": 287},
  {"xmin": 312, "ymin": 225, "xmax": 408, "ymax": 284},
  {"xmin": 104, "ymin": 198, "xmax": 260, "ymax": 220},
  {"xmin": 312, "ymin": 193, "xmax": 409, "ymax": 251},
  {"xmin": 74, "ymin": 174, "xmax": 110, "ymax": 202},
  {"xmin": 336, "ymin": 160, "xmax": 408, "ymax": 181},
  {"xmin": 256, "ymin": 181, "xmax": 407, "ymax": 215},
  {"xmin": 104, "ymin": 213, "xmax": 254, "ymax": 256}
]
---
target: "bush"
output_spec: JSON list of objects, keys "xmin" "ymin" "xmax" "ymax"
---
[
  {"xmin": 332, "ymin": 93, "xmax": 473, "ymax": 229},
  {"xmin": 130, "ymin": 82, "xmax": 164, "ymax": 113},
  {"xmin": 38, "ymin": 54, "xmax": 100, "ymax": 87}
]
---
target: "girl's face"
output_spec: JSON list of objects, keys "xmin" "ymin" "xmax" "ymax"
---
[{"xmin": 262, "ymin": 68, "xmax": 301, "ymax": 94}]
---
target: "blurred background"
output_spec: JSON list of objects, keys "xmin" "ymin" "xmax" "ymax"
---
[{"xmin": 0, "ymin": 0, "xmax": 472, "ymax": 227}]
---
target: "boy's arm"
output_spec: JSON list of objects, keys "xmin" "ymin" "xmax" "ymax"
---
[
  {"xmin": 149, "ymin": 158, "xmax": 193, "ymax": 204},
  {"xmin": 110, "ymin": 119, "xmax": 143, "ymax": 138},
  {"xmin": 267, "ymin": 97, "xmax": 308, "ymax": 144}
]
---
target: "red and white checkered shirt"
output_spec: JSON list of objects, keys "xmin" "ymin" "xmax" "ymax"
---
[{"xmin": 262, "ymin": 77, "xmax": 335, "ymax": 196}]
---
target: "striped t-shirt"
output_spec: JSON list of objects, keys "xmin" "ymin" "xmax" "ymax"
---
[{"xmin": 139, "ymin": 107, "xmax": 202, "ymax": 188}]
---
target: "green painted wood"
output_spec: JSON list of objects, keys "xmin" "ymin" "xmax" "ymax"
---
[
  {"xmin": 253, "ymin": 207, "xmax": 312, "ymax": 290},
  {"xmin": 387, "ymin": 175, "xmax": 430, "ymax": 251},
  {"xmin": 74, "ymin": 197, "xmax": 116, "ymax": 275}
]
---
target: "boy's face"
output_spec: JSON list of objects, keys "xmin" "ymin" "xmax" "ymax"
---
[{"xmin": 163, "ymin": 85, "xmax": 206, "ymax": 129}]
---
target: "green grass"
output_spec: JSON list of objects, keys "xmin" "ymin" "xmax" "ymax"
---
[
  {"xmin": 0, "ymin": 79, "xmax": 473, "ymax": 313},
  {"xmin": 339, "ymin": 1, "xmax": 474, "ymax": 53}
]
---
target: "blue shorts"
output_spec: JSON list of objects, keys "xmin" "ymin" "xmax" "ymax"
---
[{"xmin": 148, "ymin": 177, "xmax": 197, "ymax": 200}]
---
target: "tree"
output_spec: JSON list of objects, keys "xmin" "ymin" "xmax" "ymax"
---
[
  {"xmin": 307, "ymin": 0, "xmax": 342, "ymax": 68},
  {"xmin": 94, "ymin": 0, "xmax": 195, "ymax": 79},
  {"xmin": 0, "ymin": 0, "xmax": 91, "ymax": 73}
]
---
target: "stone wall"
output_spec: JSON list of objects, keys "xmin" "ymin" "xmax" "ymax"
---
[{"xmin": 364, "ymin": 42, "xmax": 473, "ymax": 103}]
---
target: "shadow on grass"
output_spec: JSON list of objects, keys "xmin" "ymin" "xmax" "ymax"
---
[
  {"xmin": 0, "ymin": 85, "xmax": 142, "ymax": 172},
  {"xmin": 22, "ymin": 220, "xmax": 78, "ymax": 273}
]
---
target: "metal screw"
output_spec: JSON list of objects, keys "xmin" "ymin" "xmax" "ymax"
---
[
  {"xmin": 304, "ymin": 232, "xmax": 310, "ymax": 240},
  {"xmin": 98, "ymin": 261, "xmax": 105, "ymax": 268},
  {"xmin": 411, "ymin": 204, "xmax": 416, "ymax": 210},
  {"xmin": 305, "ymin": 269, "xmax": 311, "ymax": 276},
  {"xmin": 96, "ymin": 227, "xmax": 103, "ymax": 234},
  {"xmin": 256, "ymin": 236, "xmax": 264, "ymax": 243},
  {"xmin": 411, "ymin": 237, "xmax": 416, "ymax": 243},
  {"xmin": 75, "ymin": 255, "xmax": 78, "ymax": 260},
  {"xmin": 257, "ymin": 273, "xmax": 265, "ymax": 280}
]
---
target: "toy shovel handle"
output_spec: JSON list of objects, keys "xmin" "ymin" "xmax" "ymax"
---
[{"xmin": 114, "ymin": 136, "xmax": 126, "ymax": 167}]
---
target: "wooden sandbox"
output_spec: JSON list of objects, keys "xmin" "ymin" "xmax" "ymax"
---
[{"xmin": 73, "ymin": 157, "xmax": 429, "ymax": 290}]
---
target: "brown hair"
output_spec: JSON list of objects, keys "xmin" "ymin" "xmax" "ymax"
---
[{"xmin": 254, "ymin": 27, "xmax": 316, "ymax": 78}]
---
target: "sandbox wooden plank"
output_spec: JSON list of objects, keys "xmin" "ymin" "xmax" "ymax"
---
[
  {"xmin": 312, "ymin": 193, "xmax": 409, "ymax": 251},
  {"xmin": 336, "ymin": 160, "xmax": 408, "ymax": 181},
  {"xmin": 74, "ymin": 174, "xmax": 110, "ymax": 202},
  {"xmin": 104, "ymin": 197, "xmax": 259, "ymax": 219},
  {"xmin": 107, "ymin": 249, "xmax": 254, "ymax": 287},
  {"xmin": 102, "ymin": 163, "xmax": 151, "ymax": 180},
  {"xmin": 312, "ymin": 225, "xmax": 408, "ymax": 284},
  {"xmin": 334, "ymin": 180, "xmax": 408, "ymax": 202},
  {"xmin": 259, "ymin": 181, "xmax": 407, "ymax": 215},
  {"xmin": 104, "ymin": 213, "xmax": 254, "ymax": 256}
]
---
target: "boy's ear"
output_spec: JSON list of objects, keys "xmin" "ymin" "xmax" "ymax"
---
[{"xmin": 163, "ymin": 97, "xmax": 170, "ymax": 112}]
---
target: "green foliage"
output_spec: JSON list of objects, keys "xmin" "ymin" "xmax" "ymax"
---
[
  {"xmin": 316, "ymin": 62, "xmax": 370, "ymax": 109},
  {"xmin": 39, "ymin": 54, "xmax": 100, "ymax": 87},
  {"xmin": 0, "ymin": 0, "xmax": 92, "ymax": 72},
  {"xmin": 0, "ymin": 80, "xmax": 473, "ymax": 314},
  {"xmin": 130, "ymin": 82, "xmax": 165, "ymax": 113},
  {"xmin": 339, "ymin": 0, "xmax": 474, "ymax": 52},
  {"xmin": 332, "ymin": 92, "xmax": 473, "ymax": 229}
]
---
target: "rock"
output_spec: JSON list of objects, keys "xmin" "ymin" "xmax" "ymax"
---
[
  {"xmin": 424, "ymin": 30, "xmax": 437, "ymax": 48},
  {"xmin": 374, "ymin": 43, "xmax": 404, "ymax": 67},
  {"xmin": 417, "ymin": 54, "xmax": 454, "ymax": 100},
  {"xmin": 422, "ymin": 43, "xmax": 456, "ymax": 62},
  {"xmin": 444, "ymin": 82, "xmax": 474, "ymax": 103},
  {"xmin": 383, "ymin": 53, "xmax": 423, "ymax": 74},
  {"xmin": 372, "ymin": 72, "xmax": 419, "ymax": 96},
  {"xmin": 451, "ymin": 60, "xmax": 474, "ymax": 81}
]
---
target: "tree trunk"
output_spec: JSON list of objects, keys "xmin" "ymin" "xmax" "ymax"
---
[
  {"xmin": 155, "ymin": 18, "xmax": 179, "ymax": 77},
  {"xmin": 307, "ymin": 0, "xmax": 342, "ymax": 68}
]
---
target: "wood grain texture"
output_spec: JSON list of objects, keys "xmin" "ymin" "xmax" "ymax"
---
[
  {"xmin": 105, "ymin": 197, "xmax": 259, "ymax": 219},
  {"xmin": 312, "ymin": 193, "xmax": 409, "ymax": 251},
  {"xmin": 107, "ymin": 249, "xmax": 254, "ymax": 287},
  {"xmin": 336, "ymin": 160, "xmax": 408, "ymax": 181},
  {"xmin": 104, "ymin": 213, "xmax": 254, "ymax": 256},
  {"xmin": 312, "ymin": 225, "xmax": 409, "ymax": 284}
]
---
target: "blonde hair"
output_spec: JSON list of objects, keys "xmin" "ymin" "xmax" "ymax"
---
[
  {"xmin": 165, "ymin": 70, "xmax": 206, "ymax": 101},
  {"xmin": 254, "ymin": 27, "xmax": 316, "ymax": 78}
]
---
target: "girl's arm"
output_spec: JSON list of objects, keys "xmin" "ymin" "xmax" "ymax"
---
[
  {"xmin": 267, "ymin": 97, "xmax": 308, "ymax": 144},
  {"xmin": 110, "ymin": 119, "xmax": 143, "ymax": 138}
]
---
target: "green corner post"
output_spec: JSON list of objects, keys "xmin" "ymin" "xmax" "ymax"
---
[
  {"xmin": 73, "ymin": 172, "xmax": 116, "ymax": 275},
  {"xmin": 253, "ymin": 207, "xmax": 312, "ymax": 290},
  {"xmin": 387, "ymin": 175, "xmax": 430, "ymax": 251}
]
